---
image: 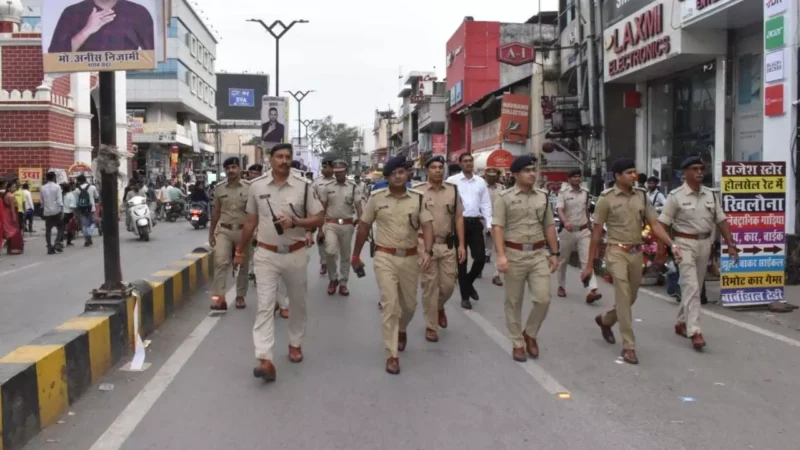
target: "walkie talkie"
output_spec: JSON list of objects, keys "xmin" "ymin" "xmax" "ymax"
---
[{"xmin": 266, "ymin": 199, "xmax": 284, "ymax": 235}]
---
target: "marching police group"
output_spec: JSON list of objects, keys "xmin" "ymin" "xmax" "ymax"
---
[{"xmin": 208, "ymin": 143, "xmax": 739, "ymax": 381}]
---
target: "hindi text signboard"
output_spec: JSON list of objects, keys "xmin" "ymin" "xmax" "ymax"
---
[{"xmin": 720, "ymin": 162, "xmax": 786, "ymax": 307}]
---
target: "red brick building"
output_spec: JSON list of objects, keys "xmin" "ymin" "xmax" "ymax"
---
[{"xmin": 0, "ymin": 1, "xmax": 132, "ymax": 186}]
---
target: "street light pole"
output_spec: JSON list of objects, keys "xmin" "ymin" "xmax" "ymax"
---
[
  {"xmin": 301, "ymin": 118, "xmax": 316, "ymax": 138},
  {"xmin": 246, "ymin": 19, "xmax": 309, "ymax": 96},
  {"xmin": 286, "ymin": 90, "xmax": 314, "ymax": 145}
]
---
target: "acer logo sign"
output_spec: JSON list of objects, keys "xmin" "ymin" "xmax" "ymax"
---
[
  {"xmin": 497, "ymin": 42, "xmax": 536, "ymax": 66},
  {"xmin": 766, "ymin": 29, "xmax": 782, "ymax": 38}
]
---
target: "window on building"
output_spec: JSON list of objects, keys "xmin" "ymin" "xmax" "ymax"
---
[
  {"xmin": 178, "ymin": 61, "xmax": 189, "ymax": 83},
  {"xmin": 167, "ymin": 17, "xmax": 178, "ymax": 37}
]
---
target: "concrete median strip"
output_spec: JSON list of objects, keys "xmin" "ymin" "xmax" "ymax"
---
[{"xmin": 0, "ymin": 246, "xmax": 214, "ymax": 450}]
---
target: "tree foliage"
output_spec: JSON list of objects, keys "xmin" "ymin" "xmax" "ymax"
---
[{"xmin": 309, "ymin": 116, "xmax": 360, "ymax": 162}]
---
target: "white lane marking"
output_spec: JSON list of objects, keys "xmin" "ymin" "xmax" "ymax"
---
[
  {"xmin": 88, "ymin": 286, "xmax": 234, "ymax": 450},
  {"xmin": 463, "ymin": 309, "xmax": 571, "ymax": 396},
  {"xmin": 0, "ymin": 261, "xmax": 43, "ymax": 277},
  {"xmin": 642, "ymin": 288, "xmax": 800, "ymax": 349}
]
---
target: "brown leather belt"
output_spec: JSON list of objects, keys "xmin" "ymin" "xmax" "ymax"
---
[
  {"xmin": 326, "ymin": 218, "xmax": 354, "ymax": 225},
  {"xmin": 418, "ymin": 234, "xmax": 448, "ymax": 244},
  {"xmin": 674, "ymin": 231, "xmax": 711, "ymax": 240},
  {"xmin": 610, "ymin": 243, "xmax": 643, "ymax": 254},
  {"xmin": 375, "ymin": 245, "xmax": 418, "ymax": 257},
  {"xmin": 220, "ymin": 223, "xmax": 244, "ymax": 230},
  {"xmin": 504, "ymin": 240, "xmax": 546, "ymax": 251},
  {"xmin": 578, "ymin": 224, "xmax": 589, "ymax": 231},
  {"xmin": 257, "ymin": 241, "xmax": 305, "ymax": 254}
]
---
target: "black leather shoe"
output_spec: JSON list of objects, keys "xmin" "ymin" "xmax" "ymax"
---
[{"xmin": 461, "ymin": 299, "xmax": 472, "ymax": 310}]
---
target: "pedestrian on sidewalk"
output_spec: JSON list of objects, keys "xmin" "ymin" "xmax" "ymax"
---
[
  {"xmin": 1, "ymin": 180, "xmax": 24, "ymax": 255},
  {"xmin": 61, "ymin": 183, "xmax": 76, "ymax": 247},
  {"xmin": 209, "ymin": 157, "xmax": 251, "ymax": 311},
  {"xmin": 20, "ymin": 183, "xmax": 34, "ymax": 233},
  {"xmin": 313, "ymin": 159, "xmax": 335, "ymax": 276},
  {"xmin": 235, "ymin": 143, "xmax": 324, "ymax": 382},
  {"xmin": 482, "ymin": 167, "xmax": 504, "ymax": 285},
  {"xmin": 415, "ymin": 155, "xmax": 466, "ymax": 343},
  {"xmin": 493, "ymin": 155, "xmax": 559, "ymax": 362},
  {"xmin": 40, "ymin": 172, "xmax": 64, "ymax": 255},
  {"xmin": 351, "ymin": 156, "xmax": 434, "ymax": 375},
  {"xmin": 657, "ymin": 156, "xmax": 738, "ymax": 351},
  {"xmin": 556, "ymin": 168, "xmax": 602, "ymax": 303},
  {"xmin": 74, "ymin": 175, "xmax": 99, "ymax": 246},
  {"xmin": 582, "ymin": 157, "xmax": 679, "ymax": 365},
  {"xmin": 446, "ymin": 153, "xmax": 492, "ymax": 310},
  {"xmin": 319, "ymin": 160, "xmax": 364, "ymax": 297}
]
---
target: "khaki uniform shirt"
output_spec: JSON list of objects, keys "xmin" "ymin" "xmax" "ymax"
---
[
  {"xmin": 312, "ymin": 176, "xmax": 334, "ymax": 199},
  {"xmin": 556, "ymin": 185, "xmax": 590, "ymax": 228},
  {"xmin": 487, "ymin": 183, "xmax": 503, "ymax": 206},
  {"xmin": 361, "ymin": 188, "xmax": 433, "ymax": 249},
  {"xmin": 320, "ymin": 179, "xmax": 361, "ymax": 219},
  {"xmin": 213, "ymin": 179, "xmax": 250, "ymax": 226},
  {"xmin": 493, "ymin": 186, "xmax": 554, "ymax": 243},
  {"xmin": 416, "ymin": 182, "xmax": 464, "ymax": 238},
  {"xmin": 246, "ymin": 171, "xmax": 323, "ymax": 245},
  {"xmin": 593, "ymin": 186, "xmax": 658, "ymax": 245},
  {"xmin": 658, "ymin": 183, "xmax": 726, "ymax": 234}
]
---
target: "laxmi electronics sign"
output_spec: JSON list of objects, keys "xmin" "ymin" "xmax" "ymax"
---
[{"xmin": 604, "ymin": 3, "xmax": 673, "ymax": 81}]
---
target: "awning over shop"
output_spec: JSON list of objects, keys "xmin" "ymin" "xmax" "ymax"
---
[{"xmin": 474, "ymin": 149, "xmax": 513, "ymax": 173}]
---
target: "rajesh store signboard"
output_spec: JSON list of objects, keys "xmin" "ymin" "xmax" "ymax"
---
[{"xmin": 603, "ymin": 1, "xmax": 676, "ymax": 81}]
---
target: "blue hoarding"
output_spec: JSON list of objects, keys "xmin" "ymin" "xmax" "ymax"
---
[{"xmin": 228, "ymin": 88, "xmax": 255, "ymax": 107}]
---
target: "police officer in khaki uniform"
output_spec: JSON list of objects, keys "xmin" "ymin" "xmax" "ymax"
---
[
  {"xmin": 483, "ymin": 167, "xmax": 504, "ymax": 286},
  {"xmin": 493, "ymin": 155, "xmax": 560, "ymax": 362},
  {"xmin": 209, "ymin": 157, "xmax": 251, "ymax": 310},
  {"xmin": 313, "ymin": 159, "xmax": 335, "ymax": 275},
  {"xmin": 320, "ymin": 160, "xmax": 363, "ymax": 296},
  {"xmin": 234, "ymin": 143, "xmax": 324, "ymax": 382},
  {"xmin": 658, "ymin": 156, "xmax": 738, "ymax": 350},
  {"xmin": 352, "ymin": 156, "xmax": 434, "ymax": 375},
  {"xmin": 582, "ymin": 157, "xmax": 679, "ymax": 364},
  {"xmin": 556, "ymin": 168, "xmax": 602, "ymax": 303},
  {"xmin": 415, "ymin": 155, "xmax": 466, "ymax": 342}
]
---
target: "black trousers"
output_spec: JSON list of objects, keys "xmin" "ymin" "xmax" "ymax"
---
[
  {"xmin": 458, "ymin": 217, "xmax": 486, "ymax": 300},
  {"xmin": 44, "ymin": 215, "xmax": 64, "ymax": 249}
]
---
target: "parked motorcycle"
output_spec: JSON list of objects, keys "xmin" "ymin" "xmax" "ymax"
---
[
  {"xmin": 189, "ymin": 202, "xmax": 209, "ymax": 229},
  {"xmin": 126, "ymin": 195, "xmax": 153, "ymax": 241},
  {"xmin": 163, "ymin": 201, "xmax": 184, "ymax": 222}
]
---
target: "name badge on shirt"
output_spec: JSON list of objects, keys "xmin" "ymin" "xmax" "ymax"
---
[{"xmin": 259, "ymin": 194, "xmax": 270, "ymax": 199}]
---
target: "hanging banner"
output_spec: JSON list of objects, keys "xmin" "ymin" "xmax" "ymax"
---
[{"xmin": 720, "ymin": 161, "xmax": 786, "ymax": 307}]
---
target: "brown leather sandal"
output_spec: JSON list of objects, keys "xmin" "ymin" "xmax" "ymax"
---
[
  {"xmin": 235, "ymin": 296, "xmax": 246, "ymax": 309},
  {"xmin": 210, "ymin": 296, "xmax": 227, "ymax": 310}
]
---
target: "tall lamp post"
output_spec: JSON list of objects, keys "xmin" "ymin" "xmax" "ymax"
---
[
  {"xmin": 286, "ymin": 90, "xmax": 314, "ymax": 145},
  {"xmin": 246, "ymin": 19, "xmax": 309, "ymax": 95}
]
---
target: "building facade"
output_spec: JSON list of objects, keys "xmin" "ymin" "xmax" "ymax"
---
[
  {"xmin": 127, "ymin": 0, "xmax": 217, "ymax": 185},
  {"xmin": 395, "ymin": 71, "xmax": 446, "ymax": 177}
]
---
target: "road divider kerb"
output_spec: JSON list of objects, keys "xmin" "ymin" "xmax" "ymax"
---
[{"xmin": 0, "ymin": 245, "xmax": 214, "ymax": 450}]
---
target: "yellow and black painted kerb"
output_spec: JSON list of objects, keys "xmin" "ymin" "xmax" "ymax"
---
[{"xmin": 0, "ymin": 246, "xmax": 213, "ymax": 450}]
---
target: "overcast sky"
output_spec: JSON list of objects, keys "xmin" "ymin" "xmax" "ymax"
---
[{"xmin": 194, "ymin": 0, "xmax": 559, "ymax": 149}]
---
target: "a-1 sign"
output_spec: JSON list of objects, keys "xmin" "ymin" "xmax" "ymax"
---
[{"xmin": 228, "ymin": 88, "xmax": 255, "ymax": 107}]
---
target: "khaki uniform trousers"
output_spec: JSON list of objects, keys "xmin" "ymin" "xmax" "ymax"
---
[
  {"xmin": 676, "ymin": 236, "xmax": 712, "ymax": 336},
  {"xmin": 275, "ymin": 250, "xmax": 310, "ymax": 309},
  {"xmin": 504, "ymin": 249, "xmax": 551, "ymax": 348},
  {"xmin": 484, "ymin": 233, "xmax": 499, "ymax": 277},
  {"xmin": 556, "ymin": 228, "xmax": 598, "ymax": 291},
  {"xmin": 324, "ymin": 222, "xmax": 355, "ymax": 285},
  {"xmin": 374, "ymin": 251, "xmax": 420, "ymax": 358},
  {"xmin": 602, "ymin": 247, "xmax": 644, "ymax": 349},
  {"xmin": 418, "ymin": 240, "xmax": 457, "ymax": 330},
  {"xmin": 212, "ymin": 227, "xmax": 251, "ymax": 298},
  {"xmin": 252, "ymin": 246, "xmax": 308, "ymax": 361},
  {"xmin": 318, "ymin": 230, "xmax": 327, "ymax": 265}
]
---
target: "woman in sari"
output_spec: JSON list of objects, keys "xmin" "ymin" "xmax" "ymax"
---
[{"xmin": 2, "ymin": 181, "xmax": 24, "ymax": 254}]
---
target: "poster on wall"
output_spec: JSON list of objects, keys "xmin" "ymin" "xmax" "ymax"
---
[
  {"xmin": 720, "ymin": 162, "xmax": 786, "ymax": 307},
  {"xmin": 18, "ymin": 168, "xmax": 43, "ymax": 203},
  {"xmin": 260, "ymin": 96, "xmax": 289, "ymax": 147},
  {"xmin": 41, "ymin": 0, "xmax": 165, "ymax": 73}
]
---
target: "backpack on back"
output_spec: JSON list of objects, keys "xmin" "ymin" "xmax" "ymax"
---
[{"xmin": 76, "ymin": 185, "xmax": 92, "ymax": 212}]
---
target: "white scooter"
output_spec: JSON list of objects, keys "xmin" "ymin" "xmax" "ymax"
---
[{"xmin": 126, "ymin": 195, "xmax": 153, "ymax": 242}]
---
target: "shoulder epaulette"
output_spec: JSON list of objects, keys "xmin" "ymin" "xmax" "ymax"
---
[
  {"xmin": 214, "ymin": 180, "xmax": 227, "ymax": 189},
  {"xmin": 599, "ymin": 187, "xmax": 614, "ymax": 197},
  {"xmin": 250, "ymin": 174, "xmax": 269, "ymax": 183},
  {"xmin": 499, "ymin": 187, "xmax": 514, "ymax": 196},
  {"xmin": 633, "ymin": 186, "xmax": 647, "ymax": 192},
  {"xmin": 242, "ymin": 179, "xmax": 252, "ymax": 185},
  {"xmin": 411, "ymin": 181, "xmax": 427, "ymax": 189},
  {"xmin": 668, "ymin": 185, "xmax": 685, "ymax": 196},
  {"xmin": 535, "ymin": 187, "xmax": 548, "ymax": 195},
  {"xmin": 292, "ymin": 172, "xmax": 312, "ymax": 184},
  {"xmin": 408, "ymin": 188, "xmax": 424, "ymax": 196},
  {"xmin": 371, "ymin": 187, "xmax": 388, "ymax": 195}
]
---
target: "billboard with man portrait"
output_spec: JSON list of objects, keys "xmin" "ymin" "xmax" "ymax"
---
[
  {"xmin": 261, "ymin": 96, "xmax": 290, "ymax": 146},
  {"xmin": 41, "ymin": 0, "xmax": 166, "ymax": 73}
]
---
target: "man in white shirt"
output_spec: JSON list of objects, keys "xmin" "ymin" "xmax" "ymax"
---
[
  {"xmin": 646, "ymin": 176, "xmax": 666, "ymax": 213},
  {"xmin": 40, "ymin": 172, "xmax": 64, "ymax": 254},
  {"xmin": 20, "ymin": 183, "xmax": 34, "ymax": 232},
  {"xmin": 446, "ymin": 153, "xmax": 493, "ymax": 310},
  {"xmin": 75, "ymin": 174, "xmax": 100, "ymax": 246}
]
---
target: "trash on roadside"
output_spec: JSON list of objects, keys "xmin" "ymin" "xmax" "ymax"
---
[
  {"xmin": 679, "ymin": 396, "xmax": 696, "ymax": 402},
  {"xmin": 68, "ymin": 411, "xmax": 76, "ymax": 416},
  {"xmin": 57, "ymin": 420, "xmax": 65, "ymax": 424},
  {"xmin": 143, "ymin": 339, "xmax": 151, "ymax": 348},
  {"xmin": 46, "ymin": 439, "xmax": 60, "ymax": 443},
  {"xmin": 634, "ymin": 318, "xmax": 642, "ymax": 322},
  {"xmin": 714, "ymin": 382, "xmax": 725, "ymax": 386},
  {"xmin": 670, "ymin": 420, "xmax": 684, "ymax": 424},
  {"xmin": 98, "ymin": 383, "xmax": 114, "ymax": 391}
]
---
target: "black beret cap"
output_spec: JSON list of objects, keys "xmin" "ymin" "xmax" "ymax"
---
[
  {"xmin": 425, "ymin": 155, "xmax": 446, "ymax": 168},
  {"xmin": 568, "ymin": 168, "xmax": 582, "ymax": 177},
  {"xmin": 646, "ymin": 176, "xmax": 659, "ymax": 183},
  {"xmin": 681, "ymin": 156, "xmax": 704, "ymax": 170},
  {"xmin": 248, "ymin": 164, "xmax": 263, "ymax": 172},
  {"xmin": 290, "ymin": 160, "xmax": 302, "ymax": 169},
  {"xmin": 270, "ymin": 143, "xmax": 293, "ymax": 155},
  {"xmin": 383, "ymin": 156, "xmax": 411, "ymax": 177},
  {"xmin": 611, "ymin": 157, "xmax": 636, "ymax": 174},
  {"xmin": 223, "ymin": 157, "xmax": 240, "ymax": 168},
  {"xmin": 321, "ymin": 158, "xmax": 335, "ymax": 167},
  {"xmin": 510, "ymin": 155, "xmax": 537, "ymax": 173}
]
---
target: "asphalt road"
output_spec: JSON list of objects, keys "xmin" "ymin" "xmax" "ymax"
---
[
  {"xmin": 0, "ymin": 217, "xmax": 209, "ymax": 356},
  {"xmin": 22, "ymin": 251, "xmax": 800, "ymax": 450}
]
